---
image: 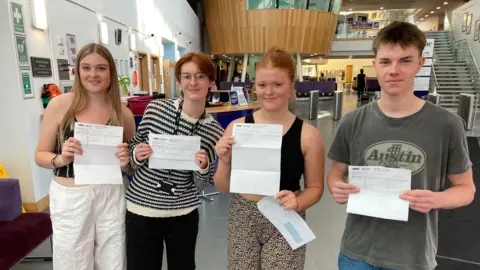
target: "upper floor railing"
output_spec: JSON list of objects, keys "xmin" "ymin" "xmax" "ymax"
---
[{"xmin": 246, "ymin": 0, "xmax": 342, "ymax": 13}]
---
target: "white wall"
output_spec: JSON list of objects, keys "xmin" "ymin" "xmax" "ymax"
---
[
  {"xmin": 315, "ymin": 59, "xmax": 375, "ymax": 76},
  {"xmin": 416, "ymin": 16, "xmax": 440, "ymax": 32},
  {"xmin": 0, "ymin": 0, "xmax": 202, "ymax": 203},
  {"xmin": 330, "ymin": 39, "xmax": 374, "ymax": 57},
  {"xmin": 0, "ymin": 0, "xmax": 36, "ymax": 202},
  {"xmin": 452, "ymin": 0, "xmax": 480, "ymax": 67}
]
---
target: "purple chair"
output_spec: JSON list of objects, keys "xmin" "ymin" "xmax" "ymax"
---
[
  {"xmin": 0, "ymin": 179, "xmax": 22, "ymax": 222},
  {"xmin": 295, "ymin": 82, "xmax": 313, "ymax": 97},
  {"xmin": 366, "ymin": 78, "xmax": 380, "ymax": 92},
  {"xmin": 0, "ymin": 178, "xmax": 53, "ymax": 269}
]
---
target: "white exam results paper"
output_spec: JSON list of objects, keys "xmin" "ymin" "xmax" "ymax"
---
[
  {"xmin": 73, "ymin": 122, "xmax": 123, "ymax": 185},
  {"xmin": 347, "ymin": 166, "xmax": 411, "ymax": 221},
  {"xmin": 258, "ymin": 196, "xmax": 316, "ymax": 250},
  {"xmin": 148, "ymin": 134, "xmax": 201, "ymax": 171},
  {"xmin": 230, "ymin": 123, "xmax": 283, "ymax": 196}
]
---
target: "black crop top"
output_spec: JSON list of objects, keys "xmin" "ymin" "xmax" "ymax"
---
[
  {"xmin": 53, "ymin": 124, "xmax": 75, "ymax": 178},
  {"xmin": 245, "ymin": 114, "xmax": 304, "ymax": 191},
  {"xmin": 53, "ymin": 118, "xmax": 111, "ymax": 178}
]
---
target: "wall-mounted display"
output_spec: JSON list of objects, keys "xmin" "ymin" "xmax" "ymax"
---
[
  {"xmin": 60, "ymin": 81, "xmax": 74, "ymax": 93},
  {"xmin": 474, "ymin": 19, "xmax": 480, "ymax": 41},
  {"xmin": 11, "ymin": 2, "xmax": 25, "ymax": 35},
  {"xmin": 15, "ymin": 35, "xmax": 29, "ymax": 66},
  {"xmin": 66, "ymin": 34, "xmax": 77, "ymax": 65},
  {"xmin": 31, "ymin": 57, "xmax": 52, "ymax": 77},
  {"xmin": 20, "ymin": 69, "xmax": 34, "ymax": 99},
  {"xmin": 466, "ymin": 14, "xmax": 473, "ymax": 34},
  {"xmin": 57, "ymin": 59, "xmax": 70, "ymax": 80}
]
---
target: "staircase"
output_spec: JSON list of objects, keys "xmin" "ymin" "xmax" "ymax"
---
[{"xmin": 425, "ymin": 31, "xmax": 476, "ymax": 111}]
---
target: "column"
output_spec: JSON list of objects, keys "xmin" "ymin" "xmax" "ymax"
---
[
  {"xmin": 241, "ymin": 53, "xmax": 249, "ymax": 82},
  {"xmin": 227, "ymin": 58, "xmax": 236, "ymax": 82},
  {"xmin": 296, "ymin": 53, "xmax": 303, "ymax": 82}
]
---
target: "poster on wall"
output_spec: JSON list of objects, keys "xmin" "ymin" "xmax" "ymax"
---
[
  {"xmin": 415, "ymin": 38, "xmax": 434, "ymax": 99},
  {"xmin": 15, "ymin": 35, "xmax": 29, "ymax": 66},
  {"xmin": 120, "ymin": 60, "xmax": 125, "ymax": 76},
  {"xmin": 417, "ymin": 67, "xmax": 432, "ymax": 77},
  {"xmin": 11, "ymin": 2, "xmax": 25, "ymax": 35},
  {"xmin": 20, "ymin": 69, "xmax": 34, "ymax": 99},
  {"xmin": 66, "ymin": 34, "xmax": 77, "ymax": 66},
  {"xmin": 474, "ymin": 19, "xmax": 480, "ymax": 41},
  {"xmin": 414, "ymin": 77, "xmax": 430, "ymax": 91},
  {"xmin": 466, "ymin": 14, "xmax": 473, "ymax": 34}
]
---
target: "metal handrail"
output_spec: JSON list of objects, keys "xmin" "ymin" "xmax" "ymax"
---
[
  {"xmin": 430, "ymin": 51, "xmax": 440, "ymax": 94},
  {"xmin": 454, "ymin": 39, "xmax": 480, "ymax": 74}
]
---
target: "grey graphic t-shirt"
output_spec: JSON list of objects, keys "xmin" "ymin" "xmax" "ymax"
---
[{"xmin": 328, "ymin": 101, "xmax": 472, "ymax": 270}]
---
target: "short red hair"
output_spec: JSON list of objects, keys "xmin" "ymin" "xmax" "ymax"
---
[{"xmin": 175, "ymin": 51, "xmax": 216, "ymax": 83}]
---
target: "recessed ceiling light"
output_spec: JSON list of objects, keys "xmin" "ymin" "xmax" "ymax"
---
[
  {"xmin": 425, "ymin": 15, "xmax": 429, "ymax": 17},
  {"xmin": 380, "ymin": 7, "xmax": 384, "ymax": 9},
  {"xmin": 430, "ymin": 11, "xmax": 434, "ymax": 13},
  {"xmin": 444, "ymin": 2, "xmax": 448, "ymax": 4},
  {"xmin": 349, "ymin": 8, "xmax": 352, "ymax": 11},
  {"xmin": 420, "ymin": 18, "xmax": 424, "ymax": 20},
  {"xmin": 437, "ymin": 6, "xmax": 441, "ymax": 9}
]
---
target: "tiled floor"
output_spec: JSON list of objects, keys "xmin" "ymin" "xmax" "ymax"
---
[{"xmin": 13, "ymin": 92, "xmax": 480, "ymax": 270}]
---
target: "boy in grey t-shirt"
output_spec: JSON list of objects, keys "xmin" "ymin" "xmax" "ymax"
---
[{"xmin": 327, "ymin": 22, "xmax": 476, "ymax": 270}]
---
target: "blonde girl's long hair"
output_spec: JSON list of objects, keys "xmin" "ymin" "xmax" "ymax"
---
[{"xmin": 59, "ymin": 43, "xmax": 123, "ymax": 142}]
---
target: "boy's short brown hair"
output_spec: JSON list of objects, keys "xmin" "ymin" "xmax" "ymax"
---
[
  {"xmin": 373, "ymin": 21, "xmax": 426, "ymax": 57},
  {"xmin": 175, "ymin": 51, "xmax": 216, "ymax": 83}
]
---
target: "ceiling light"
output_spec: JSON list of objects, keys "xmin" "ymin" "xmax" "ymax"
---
[
  {"xmin": 425, "ymin": 15, "xmax": 429, "ymax": 17},
  {"xmin": 430, "ymin": 11, "xmax": 434, "ymax": 14},
  {"xmin": 349, "ymin": 8, "xmax": 352, "ymax": 11},
  {"xmin": 32, "ymin": 0, "xmax": 48, "ymax": 30},
  {"xmin": 436, "ymin": 6, "xmax": 441, "ymax": 9},
  {"xmin": 420, "ymin": 18, "xmax": 424, "ymax": 20},
  {"xmin": 444, "ymin": 2, "xmax": 448, "ymax": 4},
  {"xmin": 380, "ymin": 7, "xmax": 384, "ymax": 10}
]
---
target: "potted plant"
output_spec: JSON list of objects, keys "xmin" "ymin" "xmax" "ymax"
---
[{"xmin": 118, "ymin": 76, "xmax": 131, "ymax": 96}]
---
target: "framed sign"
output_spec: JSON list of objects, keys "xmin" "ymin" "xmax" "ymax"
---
[
  {"xmin": 11, "ymin": 2, "xmax": 25, "ymax": 35},
  {"xmin": 474, "ymin": 19, "xmax": 480, "ymax": 41},
  {"xmin": 15, "ymin": 35, "xmax": 29, "ymax": 66},
  {"xmin": 466, "ymin": 14, "xmax": 473, "ymax": 34},
  {"xmin": 66, "ymin": 34, "xmax": 77, "ymax": 65},
  {"xmin": 20, "ymin": 69, "xmax": 34, "ymax": 99},
  {"xmin": 31, "ymin": 57, "xmax": 52, "ymax": 77}
]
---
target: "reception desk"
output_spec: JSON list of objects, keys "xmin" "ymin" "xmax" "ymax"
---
[
  {"xmin": 207, "ymin": 102, "xmax": 261, "ymax": 129},
  {"xmin": 125, "ymin": 101, "xmax": 261, "ymax": 129}
]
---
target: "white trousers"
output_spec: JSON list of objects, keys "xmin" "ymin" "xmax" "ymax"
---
[{"xmin": 49, "ymin": 180, "xmax": 126, "ymax": 270}]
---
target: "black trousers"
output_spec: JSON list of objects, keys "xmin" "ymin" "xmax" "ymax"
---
[{"xmin": 126, "ymin": 209, "xmax": 199, "ymax": 270}]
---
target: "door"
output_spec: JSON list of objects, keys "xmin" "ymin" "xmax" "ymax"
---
[
  {"xmin": 138, "ymin": 52, "xmax": 149, "ymax": 93},
  {"xmin": 163, "ymin": 60, "xmax": 171, "ymax": 98},
  {"xmin": 346, "ymin": 65, "xmax": 353, "ymax": 83}
]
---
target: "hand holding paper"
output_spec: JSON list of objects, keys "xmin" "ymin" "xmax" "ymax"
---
[
  {"xmin": 230, "ymin": 124, "xmax": 283, "ymax": 196},
  {"xmin": 148, "ymin": 133, "xmax": 201, "ymax": 170},
  {"xmin": 257, "ymin": 196, "xmax": 316, "ymax": 250},
  {"xmin": 347, "ymin": 166, "xmax": 411, "ymax": 221},
  {"xmin": 73, "ymin": 122, "xmax": 124, "ymax": 185},
  {"xmin": 399, "ymin": 189, "xmax": 440, "ymax": 214}
]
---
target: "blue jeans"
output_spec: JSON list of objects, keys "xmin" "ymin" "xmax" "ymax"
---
[{"xmin": 338, "ymin": 252, "xmax": 394, "ymax": 270}]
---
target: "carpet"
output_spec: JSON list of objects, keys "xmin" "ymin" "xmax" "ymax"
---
[{"xmin": 436, "ymin": 137, "xmax": 480, "ymax": 268}]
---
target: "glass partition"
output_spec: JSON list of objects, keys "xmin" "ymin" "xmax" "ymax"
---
[
  {"xmin": 246, "ymin": 0, "xmax": 341, "ymax": 13},
  {"xmin": 335, "ymin": 9, "xmax": 420, "ymax": 39}
]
